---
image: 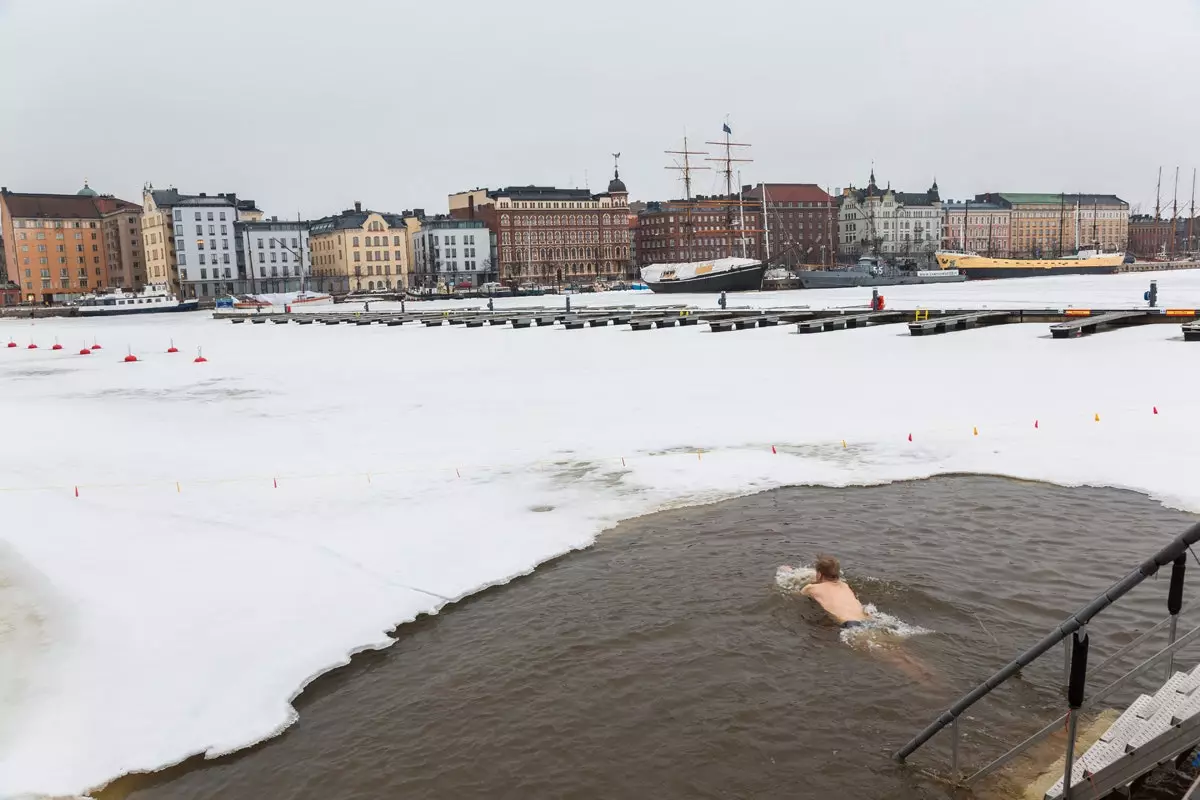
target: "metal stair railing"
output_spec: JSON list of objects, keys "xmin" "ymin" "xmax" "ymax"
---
[{"xmin": 894, "ymin": 521, "xmax": 1200, "ymax": 795}]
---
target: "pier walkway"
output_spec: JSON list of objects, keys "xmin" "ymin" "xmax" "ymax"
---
[{"xmin": 215, "ymin": 305, "xmax": 1200, "ymax": 340}]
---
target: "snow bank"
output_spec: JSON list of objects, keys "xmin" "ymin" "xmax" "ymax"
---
[{"xmin": 2, "ymin": 271, "xmax": 1200, "ymax": 797}]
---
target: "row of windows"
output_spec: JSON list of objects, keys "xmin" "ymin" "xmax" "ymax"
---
[
  {"xmin": 14, "ymin": 219, "xmax": 99, "ymax": 229},
  {"xmin": 351, "ymin": 235, "xmax": 402, "ymax": 247},
  {"xmin": 19, "ymin": 243, "xmax": 99, "ymax": 253},
  {"xmin": 495, "ymin": 199, "xmax": 620, "ymax": 210},
  {"xmin": 16, "ymin": 231, "xmax": 99, "ymax": 241},
  {"xmin": 352, "ymin": 265, "xmax": 393, "ymax": 276},
  {"xmin": 20, "ymin": 256, "xmax": 101, "ymax": 266},
  {"xmin": 500, "ymin": 213, "xmax": 624, "ymax": 228},
  {"xmin": 502, "ymin": 230, "xmax": 627, "ymax": 245},
  {"xmin": 500, "ymin": 246, "xmax": 627, "ymax": 261},
  {"xmin": 174, "ymin": 209, "xmax": 229, "ymax": 222}
]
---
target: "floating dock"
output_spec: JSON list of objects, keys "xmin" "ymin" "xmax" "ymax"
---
[{"xmin": 214, "ymin": 305, "xmax": 1200, "ymax": 340}]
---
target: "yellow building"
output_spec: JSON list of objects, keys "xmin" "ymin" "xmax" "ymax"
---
[
  {"xmin": 308, "ymin": 201, "xmax": 413, "ymax": 293},
  {"xmin": 981, "ymin": 193, "xmax": 1128, "ymax": 257}
]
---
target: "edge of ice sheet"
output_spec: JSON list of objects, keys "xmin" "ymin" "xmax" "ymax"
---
[{"xmin": 4, "ymin": 289, "xmax": 1200, "ymax": 798}]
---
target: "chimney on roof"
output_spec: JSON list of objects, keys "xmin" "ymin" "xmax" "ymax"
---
[
  {"xmin": 354, "ymin": 201, "xmax": 362, "ymax": 213},
  {"xmin": 271, "ymin": 216, "xmax": 278, "ymax": 222},
  {"xmin": 199, "ymin": 192, "xmax": 207, "ymax": 197},
  {"xmin": 414, "ymin": 208, "xmax": 425, "ymax": 219}
]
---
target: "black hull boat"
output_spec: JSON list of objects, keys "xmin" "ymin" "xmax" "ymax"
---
[{"xmin": 641, "ymin": 258, "xmax": 766, "ymax": 294}]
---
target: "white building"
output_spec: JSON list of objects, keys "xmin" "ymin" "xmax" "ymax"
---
[
  {"xmin": 173, "ymin": 195, "xmax": 238, "ymax": 299},
  {"xmin": 412, "ymin": 216, "xmax": 490, "ymax": 289},
  {"xmin": 239, "ymin": 218, "xmax": 311, "ymax": 295},
  {"xmin": 838, "ymin": 170, "xmax": 942, "ymax": 262}
]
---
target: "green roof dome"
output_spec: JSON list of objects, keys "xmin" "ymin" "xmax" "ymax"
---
[{"xmin": 77, "ymin": 180, "xmax": 97, "ymax": 197}]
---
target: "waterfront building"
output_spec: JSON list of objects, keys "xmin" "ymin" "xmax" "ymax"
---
[
  {"xmin": 1128, "ymin": 215, "xmax": 1173, "ymax": 259},
  {"xmin": 239, "ymin": 217, "xmax": 311, "ymax": 295},
  {"xmin": 411, "ymin": 216, "xmax": 490, "ymax": 289},
  {"xmin": 171, "ymin": 194, "xmax": 239, "ymax": 299},
  {"xmin": 141, "ymin": 186, "xmax": 260, "ymax": 296},
  {"xmin": 448, "ymin": 166, "xmax": 632, "ymax": 285},
  {"xmin": 308, "ymin": 201, "xmax": 412, "ymax": 294},
  {"xmin": 634, "ymin": 197, "xmax": 762, "ymax": 266},
  {"xmin": 838, "ymin": 170, "xmax": 942, "ymax": 262},
  {"xmin": 942, "ymin": 200, "xmax": 1011, "ymax": 256},
  {"xmin": 95, "ymin": 195, "xmax": 146, "ymax": 290},
  {"xmin": 742, "ymin": 183, "xmax": 836, "ymax": 266},
  {"xmin": 975, "ymin": 193, "xmax": 1128, "ymax": 257},
  {"xmin": 1, "ymin": 182, "xmax": 141, "ymax": 303}
]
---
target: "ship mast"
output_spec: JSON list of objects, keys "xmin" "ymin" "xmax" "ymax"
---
[
  {"xmin": 1172, "ymin": 166, "xmax": 1179, "ymax": 259},
  {"xmin": 1155, "ymin": 166, "xmax": 1163, "ymax": 220},
  {"xmin": 665, "ymin": 136, "xmax": 709, "ymax": 263},
  {"xmin": 1189, "ymin": 168, "xmax": 1196, "ymax": 255},
  {"xmin": 705, "ymin": 120, "xmax": 752, "ymax": 259}
]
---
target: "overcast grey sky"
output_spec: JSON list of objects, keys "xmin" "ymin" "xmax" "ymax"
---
[{"xmin": 2, "ymin": 0, "xmax": 1198, "ymax": 218}]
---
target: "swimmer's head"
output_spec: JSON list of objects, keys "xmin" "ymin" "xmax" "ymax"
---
[{"xmin": 815, "ymin": 554, "xmax": 840, "ymax": 582}]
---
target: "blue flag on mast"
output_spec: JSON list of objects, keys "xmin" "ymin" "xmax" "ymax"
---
[{"xmin": 722, "ymin": 122, "xmax": 732, "ymax": 134}]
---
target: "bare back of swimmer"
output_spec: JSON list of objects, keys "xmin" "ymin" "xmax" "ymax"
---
[{"xmin": 800, "ymin": 555, "xmax": 869, "ymax": 628}]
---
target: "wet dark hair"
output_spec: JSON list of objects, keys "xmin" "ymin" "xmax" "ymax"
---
[{"xmin": 815, "ymin": 555, "xmax": 840, "ymax": 581}]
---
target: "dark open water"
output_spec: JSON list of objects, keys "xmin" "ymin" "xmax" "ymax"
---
[{"xmin": 101, "ymin": 477, "xmax": 1200, "ymax": 800}]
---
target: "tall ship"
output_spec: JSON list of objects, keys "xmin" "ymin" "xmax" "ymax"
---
[
  {"xmin": 640, "ymin": 124, "xmax": 767, "ymax": 294},
  {"xmin": 933, "ymin": 250, "xmax": 1124, "ymax": 279},
  {"xmin": 75, "ymin": 285, "xmax": 199, "ymax": 316}
]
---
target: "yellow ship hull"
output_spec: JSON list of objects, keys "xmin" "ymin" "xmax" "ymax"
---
[{"xmin": 934, "ymin": 252, "xmax": 1123, "ymax": 279}]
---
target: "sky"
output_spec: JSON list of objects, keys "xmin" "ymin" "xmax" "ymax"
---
[{"xmin": 1, "ymin": 0, "xmax": 1198, "ymax": 219}]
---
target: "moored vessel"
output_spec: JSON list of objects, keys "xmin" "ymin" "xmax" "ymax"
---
[
  {"xmin": 75, "ymin": 285, "xmax": 199, "ymax": 316},
  {"xmin": 796, "ymin": 256, "xmax": 965, "ymax": 289},
  {"xmin": 641, "ymin": 257, "xmax": 766, "ymax": 293},
  {"xmin": 934, "ymin": 250, "xmax": 1124, "ymax": 279}
]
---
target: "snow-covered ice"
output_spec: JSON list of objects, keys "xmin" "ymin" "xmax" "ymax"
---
[{"xmin": 2, "ymin": 270, "xmax": 1200, "ymax": 798}]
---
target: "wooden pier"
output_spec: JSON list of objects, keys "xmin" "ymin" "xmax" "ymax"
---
[{"xmin": 213, "ymin": 305, "xmax": 1200, "ymax": 340}]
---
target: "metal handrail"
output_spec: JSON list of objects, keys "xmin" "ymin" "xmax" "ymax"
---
[
  {"xmin": 964, "ymin": 619, "xmax": 1200, "ymax": 784},
  {"xmin": 895, "ymin": 521, "xmax": 1200, "ymax": 763}
]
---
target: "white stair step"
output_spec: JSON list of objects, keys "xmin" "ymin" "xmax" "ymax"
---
[
  {"xmin": 1177, "ymin": 668, "xmax": 1200, "ymax": 695},
  {"xmin": 1143, "ymin": 672, "xmax": 1190, "ymax": 715},
  {"xmin": 1100, "ymin": 695, "xmax": 1155, "ymax": 746}
]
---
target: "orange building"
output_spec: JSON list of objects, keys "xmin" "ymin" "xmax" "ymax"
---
[{"xmin": 1, "ymin": 182, "xmax": 140, "ymax": 303}]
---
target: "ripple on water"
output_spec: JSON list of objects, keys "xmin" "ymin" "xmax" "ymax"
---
[{"xmin": 100, "ymin": 476, "xmax": 1200, "ymax": 800}]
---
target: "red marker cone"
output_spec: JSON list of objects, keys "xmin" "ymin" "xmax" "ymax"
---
[
  {"xmin": 771, "ymin": 445, "xmax": 777, "ymax": 454},
  {"xmin": 124, "ymin": 353, "xmax": 138, "ymax": 363},
  {"xmin": 27, "ymin": 343, "xmax": 37, "ymax": 349},
  {"xmin": 1153, "ymin": 406, "xmax": 1159, "ymax": 415},
  {"xmin": 273, "ymin": 477, "xmax": 277, "ymax": 489},
  {"xmin": 91, "ymin": 342, "xmax": 102, "ymax": 350},
  {"xmin": 5, "ymin": 340, "xmax": 15, "ymax": 348},
  {"xmin": 907, "ymin": 433, "xmax": 913, "ymax": 442},
  {"xmin": 78, "ymin": 348, "xmax": 91, "ymax": 355},
  {"xmin": 167, "ymin": 338, "xmax": 179, "ymax": 354},
  {"xmin": 52, "ymin": 338, "xmax": 62, "ymax": 351},
  {"xmin": 194, "ymin": 346, "xmax": 207, "ymax": 363},
  {"xmin": 1034, "ymin": 420, "xmax": 1039, "ymax": 429},
  {"xmin": 74, "ymin": 486, "xmax": 79, "ymax": 498}
]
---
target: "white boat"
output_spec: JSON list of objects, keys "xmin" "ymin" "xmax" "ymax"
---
[{"xmin": 76, "ymin": 285, "xmax": 199, "ymax": 316}]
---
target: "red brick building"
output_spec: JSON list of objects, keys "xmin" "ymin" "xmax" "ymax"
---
[
  {"xmin": 742, "ymin": 183, "xmax": 837, "ymax": 266},
  {"xmin": 635, "ymin": 197, "xmax": 762, "ymax": 266},
  {"xmin": 449, "ymin": 168, "xmax": 633, "ymax": 285},
  {"xmin": 1128, "ymin": 215, "xmax": 1174, "ymax": 258}
]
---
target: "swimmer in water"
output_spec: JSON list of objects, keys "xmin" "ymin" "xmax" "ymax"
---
[
  {"xmin": 800, "ymin": 554, "xmax": 934, "ymax": 680},
  {"xmin": 801, "ymin": 555, "xmax": 870, "ymax": 629}
]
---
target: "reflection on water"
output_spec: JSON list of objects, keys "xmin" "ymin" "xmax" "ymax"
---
[{"xmin": 102, "ymin": 477, "xmax": 1200, "ymax": 800}]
